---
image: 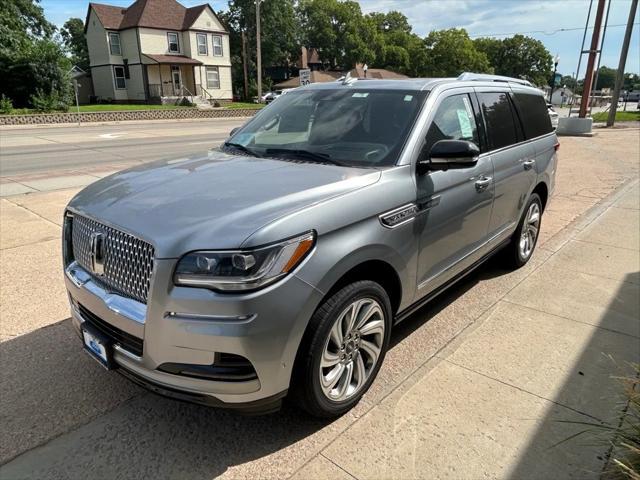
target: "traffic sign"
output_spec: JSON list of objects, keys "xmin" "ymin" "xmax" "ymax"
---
[{"xmin": 299, "ymin": 69, "xmax": 311, "ymax": 86}]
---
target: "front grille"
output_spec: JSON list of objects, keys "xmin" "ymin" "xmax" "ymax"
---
[
  {"xmin": 79, "ymin": 303, "xmax": 144, "ymax": 357},
  {"xmin": 71, "ymin": 214, "xmax": 155, "ymax": 304}
]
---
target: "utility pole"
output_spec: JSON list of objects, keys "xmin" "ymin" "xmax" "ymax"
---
[
  {"xmin": 589, "ymin": 0, "xmax": 611, "ymax": 115},
  {"xmin": 578, "ymin": 0, "xmax": 606, "ymax": 118},
  {"xmin": 241, "ymin": 30, "xmax": 249, "ymax": 100},
  {"xmin": 607, "ymin": 0, "xmax": 637, "ymax": 126},
  {"xmin": 256, "ymin": 0, "xmax": 262, "ymax": 102}
]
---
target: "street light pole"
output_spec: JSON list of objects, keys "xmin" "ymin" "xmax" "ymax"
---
[
  {"xmin": 256, "ymin": 0, "xmax": 262, "ymax": 102},
  {"xmin": 549, "ymin": 54, "xmax": 559, "ymax": 103}
]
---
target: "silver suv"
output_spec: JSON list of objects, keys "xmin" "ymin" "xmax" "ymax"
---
[{"xmin": 63, "ymin": 73, "xmax": 558, "ymax": 417}]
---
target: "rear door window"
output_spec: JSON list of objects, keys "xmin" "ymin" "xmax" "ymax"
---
[
  {"xmin": 478, "ymin": 92, "xmax": 519, "ymax": 150},
  {"xmin": 424, "ymin": 94, "xmax": 479, "ymax": 153},
  {"xmin": 513, "ymin": 92, "xmax": 553, "ymax": 139}
]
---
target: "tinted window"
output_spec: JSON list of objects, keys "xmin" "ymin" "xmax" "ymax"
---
[
  {"xmin": 424, "ymin": 94, "xmax": 479, "ymax": 153},
  {"xmin": 513, "ymin": 92, "xmax": 553, "ymax": 139},
  {"xmin": 478, "ymin": 92, "xmax": 519, "ymax": 150}
]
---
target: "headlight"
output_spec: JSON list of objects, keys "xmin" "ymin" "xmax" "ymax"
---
[{"xmin": 174, "ymin": 231, "xmax": 315, "ymax": 292}]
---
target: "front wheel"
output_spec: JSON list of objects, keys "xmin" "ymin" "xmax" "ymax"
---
[
  {"xmin": 503, "ymin": 193, "xmax": 542, "ymax": 268},
  {"xmin": 292, "ymin": 280, "xmax": 392, "ymax": 418}
]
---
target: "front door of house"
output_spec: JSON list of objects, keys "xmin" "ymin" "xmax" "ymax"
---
[{"xmin": 171, "ymin": 66, "xmax": 182, "ymax": 95}]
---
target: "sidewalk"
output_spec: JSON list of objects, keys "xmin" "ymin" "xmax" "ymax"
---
[{"xmin": 292, "ymin": 180, "xmax": 640, "ymax": 480}]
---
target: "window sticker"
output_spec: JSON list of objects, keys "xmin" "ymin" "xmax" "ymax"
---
[
  {"xmin": 457, "ymin": 110, "xmax": 473, "ymax": 138},
  {"xmin": 404, "ymin": 95, "xmax": 413, "ymax": 102},
  {"xmin": 352, "ymin": 92, "xmax": 369, "ymax": 98}
]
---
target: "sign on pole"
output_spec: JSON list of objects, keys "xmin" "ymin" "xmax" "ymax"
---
[{"xmin": 299, "ymin": 69, "xmax": 311, "ymax": 86}]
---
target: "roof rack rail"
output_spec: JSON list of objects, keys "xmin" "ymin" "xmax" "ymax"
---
[{"xmin": 457, "ymin": 72, "xmax": 533, "ymax": 87}]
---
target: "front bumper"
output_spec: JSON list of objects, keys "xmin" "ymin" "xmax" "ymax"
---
[{"xmin": 65, "ymin": 258, "xmax": 323, "ymax": 408}]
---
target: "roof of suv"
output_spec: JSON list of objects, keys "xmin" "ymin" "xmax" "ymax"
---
[{"xmin": 303, "ymin": 72, "xmax": 542, "ymax": 94}]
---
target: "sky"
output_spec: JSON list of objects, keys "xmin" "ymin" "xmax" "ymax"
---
[{"xmin": 41, "ymin": 0, "xmax": 640, "ymax": 76}]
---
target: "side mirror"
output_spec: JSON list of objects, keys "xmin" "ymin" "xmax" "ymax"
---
[
  {"xmin": 230, "ymin": 127, "xmax": 240, "ymax": 137},
  {"xmin": 417, "ymin": 140, "xmax": 480, "ymax": 174}
]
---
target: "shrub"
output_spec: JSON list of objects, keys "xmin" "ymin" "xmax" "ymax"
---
[
  {"xmin": 0, "ymin": 94, "xmax": 13, "ymax": 114},
  {"xmin": 29, "ymin": 89, "xmax": 68, "ymax": 112}
]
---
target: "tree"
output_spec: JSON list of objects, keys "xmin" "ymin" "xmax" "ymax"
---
[
  {"xmin": 423, "ymin": 28, "xmax": 492, "ymax": 77},
  {"xmin": 593, "ymin": 66, "xmax": 616, "ymax": 90},
  {"xmin": 365, "ymin": 11, "xmax": 428, "ymax": 76},
  {"xmin": 60, "ymin": 17, "xmax": 89, "ymax": 70},
  {"xmin": 489, "ymin": 35, "xmax": 552, "ymax": 86},
  {"xmin": 560, "ymin": 75, "xmax": 577, "ymax": 90},
  {"xmin": 0, "ymin": 0, "xmax": 55, "ymax": 56},
  {"xmin": 222, "ymin": 0, "xmax": 300, "ymax": 98},
  {"xmin": 298, "ymin": 0, "xmax": 377, "ymax": 70},
  {"xmin": 0, "ymin": 0, "xmax": 71, "ymax": 109}
]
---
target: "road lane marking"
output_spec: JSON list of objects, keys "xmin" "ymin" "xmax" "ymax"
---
[{"xmin": 99, "ymin": 132, "xmax": 129, "ymax": 139}]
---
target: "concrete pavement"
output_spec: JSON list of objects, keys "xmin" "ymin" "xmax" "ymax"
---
[{"xmin": 0, "ymin": 128, "xmax": 638, "ymax": 479}]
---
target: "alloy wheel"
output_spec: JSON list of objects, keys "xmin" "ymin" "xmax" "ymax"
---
[
  {"xmin": 519, "ymin": 202, "xmax": 540, "ymax": 260},
  {"xmin": 319, "ymin": 298, "xmax": 385, "ymax": 402}
]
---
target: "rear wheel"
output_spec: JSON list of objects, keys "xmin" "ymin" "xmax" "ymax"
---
[
  {"xmin": 503, "ymin": 193, "xmax": 542, "ymax": 268},
  {"xmin": 292, "ymin": 280, "xmax": 392, "ymax": 418}
]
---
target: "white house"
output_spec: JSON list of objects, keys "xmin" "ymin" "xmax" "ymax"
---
[{"xmin": 85, "ymin": 0, "xmax": 232, "ymax": 104}]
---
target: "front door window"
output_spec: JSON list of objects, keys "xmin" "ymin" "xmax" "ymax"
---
[{"xmin": 171, "ymin": 66, "xmax": 182, "ymax": 95}]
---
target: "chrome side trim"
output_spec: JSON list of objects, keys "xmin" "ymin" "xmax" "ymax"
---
[
  {"xmin": 418, "ymin": 222, "xmax": 516, "ymax": 290},
  {"xmin": 379, "ymin": 203, "xmax": 418, "ymax": 228},
  {"xmin": 166, "ymin": 312, "xmax": 257, "ymax": 323},
  {"xmin": 65, "ymin": 262, "xmax": 147, "ymax": 324}
]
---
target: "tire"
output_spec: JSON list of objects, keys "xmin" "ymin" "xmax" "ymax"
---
[
  {"xmin": 502, "ymin": 193, "xmax": 543, "ymax": 268},
  {"xmin": 291, "ymin": 280, "xmax": 392, "ymax": 418}
]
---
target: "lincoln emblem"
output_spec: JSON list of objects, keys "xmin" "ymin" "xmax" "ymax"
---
[{"xmin": 89, "ymin": 232, "xmax": 105, "ymax": 276}]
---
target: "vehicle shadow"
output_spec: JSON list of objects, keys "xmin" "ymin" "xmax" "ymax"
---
[
  {"xmin": 506, "ymin": 271, "xmax": 640, "ymax": 479},
  {"xmin": 0, "ymin": 319, "xmax": 335, "ymax": 478},
  {"xmin": 0, "ymin": 253, "xmax": 542, "ymax": 479}
]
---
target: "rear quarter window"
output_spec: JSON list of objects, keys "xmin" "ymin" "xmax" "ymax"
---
[
  {"xmin": 477, "ymin": 92, "xmax": 520, "ymax": 150},
  {"xmin": 513, "ymin": 92, "xmax": 553, "ymax": 139}
]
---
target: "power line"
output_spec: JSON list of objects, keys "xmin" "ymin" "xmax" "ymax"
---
[{"xmin": 469, "ymin": 22, "xmax": 639, "ymax": 37}]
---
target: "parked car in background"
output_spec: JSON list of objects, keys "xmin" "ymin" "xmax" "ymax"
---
[
  {"xmin": 63, "ymin": 73, "xmax": 558, "ymax": 418},
  {"xmin": 547, "ymin": 102, "xmax": 559, "ymax": 128}
]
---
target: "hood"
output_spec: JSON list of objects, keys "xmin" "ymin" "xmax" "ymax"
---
[{"xmin": 68, "ymin": 150, "xmax": 381, "ymax": 258}]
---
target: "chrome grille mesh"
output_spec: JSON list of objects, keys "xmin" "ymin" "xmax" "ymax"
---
[{"xmin": 71, "ymin": 215, "xmax": 155, "ymax": 303}]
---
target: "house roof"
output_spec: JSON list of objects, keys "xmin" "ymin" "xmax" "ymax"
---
[
  {"xmin": 87, "ymin": 0, "xmax": 226, "ymax": 32},
  {"xmin": 143, "ymin": 54, "xmax": 203, "ymax": 64},
  {"xmin": 350, "ymin": 63, "xmax": 408, "ymax": 80},
  {"xmin": 274, "ymin": 70, "xmax": 343, "ymax": 89}
]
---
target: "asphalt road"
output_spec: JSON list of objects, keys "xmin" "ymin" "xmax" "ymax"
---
[{"xmin": 0, "ymin": 118, "xmax": 248, "ymax": 177}]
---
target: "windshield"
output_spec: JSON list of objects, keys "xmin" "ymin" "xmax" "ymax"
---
[{"xmin": 226, "ymin": 88, "xmax": 427, "ymax": 167}]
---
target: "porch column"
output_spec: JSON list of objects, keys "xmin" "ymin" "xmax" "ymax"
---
[{"xmin": 159, "ymin": 64, "xmax": 164, "ymax": 97}]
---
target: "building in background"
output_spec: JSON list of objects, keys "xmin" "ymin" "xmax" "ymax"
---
[{"xmin": 85, "ymin": 0, "xmax": 232, "ymax": 105}]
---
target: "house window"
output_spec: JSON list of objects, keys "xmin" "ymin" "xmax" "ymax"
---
[
  {"xmin": 212, "ymin": 35, "xmax": 223, "ymax": 56},
  {"xmin": 113, "ymin": 66, "xmax": 126, "ymax": 89},
  {"xmin": 167, "ymin": 32, "xmax": 180, "ymax": 53},
  {"xmin": 108, "ymin": 32, "xmax": 121, "ymax": 55},
  {"xmin": 206, "ymin": 66, "xmax": 220, "ymax": 89},
  {"xmin": 196, "ymin": 33, "xmax": 208, "ymax": 55}
]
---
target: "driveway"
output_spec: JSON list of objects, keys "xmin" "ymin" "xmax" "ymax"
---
[{"xmin": 0, "ymin": 126, "xmax": 638, "ymax": 479}]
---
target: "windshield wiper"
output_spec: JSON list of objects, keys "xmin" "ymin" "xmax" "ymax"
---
[
  {"xmin": 264, "ymin": 148, "xmax": 346, "ymax": 167},
  {"xmin": 223, "ymin": 142, "xmax": 261, "ymax": 157}
]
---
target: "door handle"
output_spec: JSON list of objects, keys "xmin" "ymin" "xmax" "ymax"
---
[
  {"xmin": 475, "ymin": 176, "xmax": 492, "ymax": 192},
  {"xmin": 523, "ymin": 159, "xmax": 536, "ymax": 170}
]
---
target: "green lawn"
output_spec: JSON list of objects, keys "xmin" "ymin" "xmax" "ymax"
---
[
  {"xmin": 592, "ymin": 110, "xmax": 640, "ymax": 122},
  {"xmin": 225, "ymin": 102, "xmax": 265, "ymax": 110},
  {"xmin": 6, "ymin": 104, "xmax": 193, "ymax": 114}
]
